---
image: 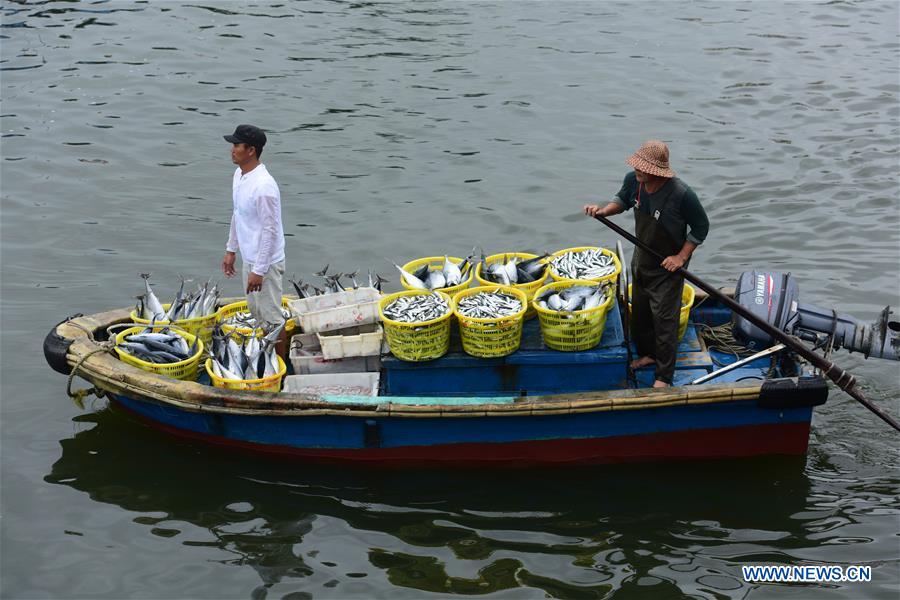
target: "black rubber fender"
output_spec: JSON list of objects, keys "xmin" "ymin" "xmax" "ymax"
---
[
  {"xmin": 43, "ymin": 316, "xmax": 80, "ymax": 375},
  {"xmin": 758, "ymin": 376, "xmax": 828, "ymax": 409}
]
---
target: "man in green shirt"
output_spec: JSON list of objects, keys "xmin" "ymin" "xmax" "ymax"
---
[{"xmin": 584, "ymin": 140, "xmax": 709, "ymax": 388}]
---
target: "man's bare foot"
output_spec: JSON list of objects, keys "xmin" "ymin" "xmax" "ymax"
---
[
  {"xmin": 652, "ymin": 380, "xmax": 670, "ymax": 388},
  {"xmin": 630, "ymin": 356, "xmax": 656, "ymax": 369}
]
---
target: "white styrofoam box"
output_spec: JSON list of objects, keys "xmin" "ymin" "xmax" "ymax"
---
[
  {"xmin": 290, "ymin": 287, "xmax": 381, "ymax": 314},
  {"xmin": 291, "ymin": 331, "xmax": 320, "ymax": 352},
  {"xmin": 289, "ymin": 339, "xmax": 380, "ymax": 374},
  {"xmin": 288, "ymin": 287, "xmax": 382, "ymax": 334},
  {"xmin": 283, "ymin": 372, "xmax": 380, "ymax": 397},
  {"xmin": 317, "ymin": 323, "xmax": 383, "ymax": 360}
]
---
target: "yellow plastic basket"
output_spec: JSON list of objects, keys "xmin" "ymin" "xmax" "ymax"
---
[
  {"xmin": 130, "ymin": 303, "xmax": 217, "ymax": 346},
  {"xmin": 400, "ymin": 256, "xmax": 473, "ymax": 296},
  {"xmin": 205, "ymin": 356, "xmax": 287, "ymax": 392},
  {"xmin": 216, "ymin": 297, "xmax": 296, "ymax": 338},
  {"xmin": 474, "ymin": 252, "xmax": 549, "ymax": 320},
  {"xmin": 452, "ymin": 286, "xmax": 528, "ymax": 358},
  {"xmin": 533, "ymin": 280, "xmax": 615, "ymax": 352},
  {"xmin": 548, "ymin": 246, "xmax": 622, "ymax": 286},
  {"xmin": 627, "ymin": 283, "xmax": 696, "ymax": 342},
  {"xmin": 114, "ymin": 326, "xmax": 204, "ymax": 381},
  {"xmin": 379, "ymin": 290, "xmax": 454, "ymax": 362}
]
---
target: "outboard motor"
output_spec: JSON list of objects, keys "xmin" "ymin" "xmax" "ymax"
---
[{"xmin": 732, "ymin": 270, "xmax": 899, "ymax": 360}]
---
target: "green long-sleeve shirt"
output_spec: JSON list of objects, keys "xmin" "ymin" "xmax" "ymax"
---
[{"xmin": 612, "ymin": 171, "xmax": 709, "ymax": 246}]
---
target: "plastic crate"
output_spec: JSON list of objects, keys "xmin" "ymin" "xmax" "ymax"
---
[
  {"xmin": 288, "ymin": 287, "xmax": 382, "ymax": 334},
  {"xmin": 533, "ymin": 280, "xmax": 614, "ymax": 352},
  {"xmin": 130, "ymin": 303, "xmax": 217, "ymax": 346},
  {"xmin": 452, "ymin": 286, "xmax": 528, "ymax": 358},
  {"xmin": 282, "ymin": 372, "xmax": 380, "ymax": 397},
  {"xmin": 205, "ymin": 356, "xmax": 287, "ymax": 392},
  {"xmin": 400, "ymin": 256, "xmax": 473, "ymax": 295},
  {"xmin": 474, "ymin": 252, "xmax": 549, "ymax": 320},
  {"xmin": 316, "ymin": 323, "xmax": 383, "ymax": 360},
  {"xmin": 378, "ymin": 290, "xmax": 454, "ymax": 362},
  {"xmin": 216, "ymin": 297, "xmax": 296, "ymax": 337},
  {"xmin": 291, "ymin": 331, "xmax": 321, "ymax": 352},
  {"xmin": 548, "ymin": 246, "xmax": 621, "ymax": 285},
  {"xmin": 289, "ymin": 339, "xmax": 381, "ymax": 375},
  {"xmin": 114, "ymin": 326, "xmax": 203, "ymax": 381}
]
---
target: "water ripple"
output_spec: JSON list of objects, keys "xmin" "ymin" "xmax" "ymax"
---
[{"xmin": 3, "ymin": 1, "xmax": 899, "ymax": 598}]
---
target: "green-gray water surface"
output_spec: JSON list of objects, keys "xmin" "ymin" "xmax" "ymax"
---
[{"xmin": 2, "ymin": 1, "xmax": 899, "ymax": 598}]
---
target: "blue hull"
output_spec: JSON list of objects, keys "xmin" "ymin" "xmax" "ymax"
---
[
  {"xmin": 59, "ymin": 296, "xmax": 828, "ymax": 466},
  {"xmin": 113, "ymin": 390, "xmax": 815, "ymax": 465}
]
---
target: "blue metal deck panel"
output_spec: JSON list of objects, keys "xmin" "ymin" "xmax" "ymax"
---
[
  {"xmin": 708, "ymin": 349, "xmax": 776, "ymax": 369},
  {"xmin": 382, "ymin": 302, "xmax": 628, "ymax": 395},
  {"xmin": 382, "ymin": 296, "xmax": 715, "ymax": 396},
  {"xmin": 691, "ymin": 304, "xmax": 732, "ymax": 327},
  {"xmin": 384, "ymin": 297, "xmax": 628, "ymax": 372}
]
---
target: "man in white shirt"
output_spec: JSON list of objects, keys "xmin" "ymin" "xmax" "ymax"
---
[{"xmin": 221, "ymin": 125, "xmax": 287, "ymax": 346}]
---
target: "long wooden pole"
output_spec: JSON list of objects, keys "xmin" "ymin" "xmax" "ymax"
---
[{"xmin": 594, "ymin": 215, "xmax": 900, "ymax": 433}]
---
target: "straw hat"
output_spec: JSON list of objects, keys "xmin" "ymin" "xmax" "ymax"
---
[{"xmin": 626, "ymin": 140, "xmax": 676, "ymax": 178}]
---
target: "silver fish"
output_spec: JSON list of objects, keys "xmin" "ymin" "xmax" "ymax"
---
[
  {"xmin": 537, "ymin": 284, "xmax": 612, "ymax": 313},
  {"xmin": 482, "ymin": 254, "xmax": 549, "ymax": 285},
  {"xmin": 456, "ymin": 290, "xmax": 522, "ymax": 319},
  {"xmin": 487, "ymin": 262, "xmax": 511, "ymax": 286},
  {"xmin": 389, "ymin": 261, "xmax": 428, "ymax": 290},
  {"xmin": 367, "ymin": 270, "xmax": 389, "ymax": 292},
  {"xmin": 442, "ymin": 256, "xmax": 462, "ymax": 287},
  {"xmin": 425, "ymin": 269, "xmax": 447, "ymax": 291},
  {"xmin": 383, "ymin": 293, "xmax": 450, "ymax": 323},
  {"xmin": 117, "ymin": 325, "xmax": 194, "ymax": 363},
  {"xmin": 210, "ymin": 322, "xmax": 282, "ymax": 382},
  {"xmin": 139, "ymin": 273, "xmax": 167, "ymax": 321},
  {"xmin": 164, "ymin": 276, "xmax": 186, "ymax": 321},
  {"xmin": 550, "ymin": 249, "xmax": 616, "ymax": 280}
]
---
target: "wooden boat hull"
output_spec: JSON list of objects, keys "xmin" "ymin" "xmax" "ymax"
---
[
  {"xmin": 112, "ymin": 392, "xmax": 814, "ymax": 466},
  {"xmin": 47, "ymin": 297, "xmax": 828, "ymax": 467}
]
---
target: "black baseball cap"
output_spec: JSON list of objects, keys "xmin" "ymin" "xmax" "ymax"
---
[{"xmin": 224, "ymin": 124, "xmax": 267, "ymax": 149}]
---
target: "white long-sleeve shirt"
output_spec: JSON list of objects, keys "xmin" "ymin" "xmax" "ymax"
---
[{"xmin": 225, "ymin": 164, "xmax": 285, "ymax": 275}]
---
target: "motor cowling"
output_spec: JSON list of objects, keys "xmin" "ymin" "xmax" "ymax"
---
[
  {"xmin": 732, "ymin": 270, "xmax": 899, "ymax": 360},
  {"xmin": 732, "ymin": 271, "xmax": 800, "ymax": 350}
]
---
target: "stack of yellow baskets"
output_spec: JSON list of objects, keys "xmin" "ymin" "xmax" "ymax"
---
[
  {"xmin": 474, "ymin": 252, "xmax": 549, "ymax": 320},
  {"xmin": 129, "ymin": 304, "xmax": 217, "ymax": 347},
  {"xmin": 114, "ymin": 326, "xmax": 204, "ymax": 381},
  {"xmin": 452, "ymin": 286, "xmax": 528, "ymax": 358},
  {"xmin": 533, "ymin": 280, "xmax": 615, "ymax": 352},
  {"xmin": 379, "ymin": 290, "xmax": 454, "ymax": 361}
]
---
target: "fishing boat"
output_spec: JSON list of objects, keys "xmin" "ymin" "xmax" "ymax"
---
[{"xmin": 45, "ymin": 278, "xmax": 852, "ymax": 467}]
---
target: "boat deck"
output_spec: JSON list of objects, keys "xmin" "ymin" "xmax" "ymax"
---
[{"xmin": 381, "ymin": 300, "xmax": 777, "ymax": 398}]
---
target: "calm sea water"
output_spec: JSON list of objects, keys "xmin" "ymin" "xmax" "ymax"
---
[{"xmin": 2, "ymin": 1, "xmax": 899, "ymax": 598}]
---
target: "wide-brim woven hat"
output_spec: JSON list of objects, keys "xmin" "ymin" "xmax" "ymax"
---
[{"xmin": 626, "ymin": 140, "xmax": 676, "ymax": 178}]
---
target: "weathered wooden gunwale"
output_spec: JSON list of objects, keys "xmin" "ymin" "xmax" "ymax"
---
[{"xmin": 59, "ymin": 305, "xmax": 764, "ymax": 418}]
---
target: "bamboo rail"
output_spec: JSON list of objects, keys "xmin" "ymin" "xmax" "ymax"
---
[{"xmin": 59, "ymin": 307, "xmax": 765, "ymax": 419}]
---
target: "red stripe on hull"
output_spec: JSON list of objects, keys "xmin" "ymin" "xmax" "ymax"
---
[{"xmin": 117, "ymin": 404, "xmax": 811, "ymax": 467}]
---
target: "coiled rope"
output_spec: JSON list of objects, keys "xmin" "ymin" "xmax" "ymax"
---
[
  {"xmin": 66, "ymin": 343, "xmax": 115, "ymax": 408},
  {"xmin": 696, "ymin": 322, "xmax": 755, "ymax": 361},
  {"xmin": 696, "ymin": 321, "xmax": 779, "ymax": 378},
  {"xmin": 62, "ymin": 314, "xmax": 115, "ymax": 408}
]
